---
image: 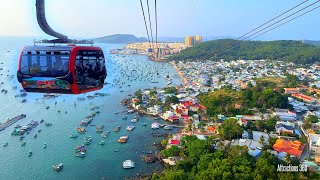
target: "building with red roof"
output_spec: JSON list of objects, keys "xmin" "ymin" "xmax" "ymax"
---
[
  {"xmin": 292, "ymin": 94, "xmax": 314, "ymax": 103},
  {"xmin": 170, "ymin": 139, "xmax": 180, "ymax": 146},
  {"xmin": 273, "ymin": 139, "xmax": 305, "ymax": 157}
]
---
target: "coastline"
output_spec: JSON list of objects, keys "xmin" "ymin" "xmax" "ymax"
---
[{"xmin": 170, "ymin": 61, "xmax": 188, "ymax": 85}]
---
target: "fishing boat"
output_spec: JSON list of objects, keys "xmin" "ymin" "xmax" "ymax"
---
[
  {"xmin": 151, "ymin": 123, "xmax": 160, "ymax": 129},
  {"xmin": 75, "ymin": 145, "xmax": 86, "ymax": 152},
  {"xmin": 45, "ymin": 122, "xmax": 52, "ymax": 126},
  {"xmin": 122, "ymin": 160, "xmax": 135, "ymax": 169},
  {"xmin": 33, "ymin": 134, "xmax": 37, "ymax": 138},
  {"xmin": 3, "ymin": 142, "xmax": 8, "ymax": 147},
  {"xmin": 96, "ymin": 125, "xmax": 104, "ymax": 133},
  {"xmin": 130, "ymin": 118, "xmax": 137, "ymax": 123},
  {"xmin": 19, "ymin": 135, "xmax": 25, "ymax": 140},
  {"xmin": 14, "ymin": 125, "xmax": 21, "ymax": 128},
  {"xmin": 113, "ymin": 126, "xmax": 121, "ymax": 132},
  {"xmin": 46, "ymin": 106, "xmax": 50, "ymax": 110},
  {"xmin": 101, "ymin": 131, "xmax": 110, "ymax": 138},
  {"xmin": 40, "ymin": 119, "xmax": 44, "ymax": 123},
  {"xmin": 53, "ymin": 163, "xmax": 63, "ymax": 171},
  {"xmin": 43, "ymin": 142, "xmax": 47, "ymax": 149},
  {"xmin": 140, "ymin": 123, "xmax": 147, "ymax": 126},
  {"xmin": 28, "ymin": 150, "xmax": 32, "ymax": 157},
  {"xmin": 76, "ymin": 127, "xmax": 86, "ymax": 133},
  {"xmin": 76, "ymin": 152, "xmax": 86, "ymax": 158},
  {"xmin": 122, "ymin": 115, "xmax": 128, "ymax": 120},
  {"xmin": 126, "ymin": 126, "xmax": 135, "ymax": 131},
  {"xmin": 98, "ymin": 140, "xmax": 105, "ymax": 145},
  {"xmin": 127, "ymin": 109, "xmax": 135, "ymax": 114},
  {"xmin": 69, "ymin": 134, "xmax": 78, "ymax": 138},
  {"xmin": 21, "ymin": 141, "xmax": 26, "ymax": 146},
  {"xmin": 118, "ymin": 135, "xmax": 129, "ymax": 143}
]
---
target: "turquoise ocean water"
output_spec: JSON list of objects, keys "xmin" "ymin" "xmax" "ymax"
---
[{"xmin": 0, "ymin": 37, "xmax": 182, "ymax": 180}]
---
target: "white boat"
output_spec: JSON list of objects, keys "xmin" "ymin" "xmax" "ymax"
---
[
  {"xmin": 128, "ymin": 110, "xmax": 135, "ymax": 114},
  {"xmin": 164, "ymin": 125, "xmax": 173, "ymax": 130},
  {"xmin": 130, "ymin": 118, "xmax": 138, "ymax": 123},
  {"xmin": 122, "ymin": 160, "xmax": 135, "ymax": 169},
  {"xmin": 126, "ymin": 126, "xmax": 135, "ymax": 131},
  {"xmin": 151, "ymin": 122, "xmax": 160, "ymax": 129}
]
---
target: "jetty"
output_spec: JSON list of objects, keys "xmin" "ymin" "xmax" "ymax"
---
[{"xmin": 0, "ymin": 114, "xmax": 26, "ymax": 131}]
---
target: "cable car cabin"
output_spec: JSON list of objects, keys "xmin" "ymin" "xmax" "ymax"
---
[{"xmin": 17, "ymin": 46, "xmax": 106, "ymax": 94}]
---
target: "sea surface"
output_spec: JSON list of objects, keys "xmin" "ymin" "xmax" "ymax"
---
[{"xmin": 0, "ymin": 36, "xmax": 182, "ymax": 180}]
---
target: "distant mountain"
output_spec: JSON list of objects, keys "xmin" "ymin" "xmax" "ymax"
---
[
  {"xmin": 169, "ymin": 39, "xmax": 320, "ymax": 64},
  {"xmin": 305, "ymin": 40, "xmax": 320, "ymax": 47},
  {"xmin": 92, "ymin": 34, "xmax": 147, "ymax": 44}
]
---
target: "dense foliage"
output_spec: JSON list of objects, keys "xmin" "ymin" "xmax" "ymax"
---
[
  {"xmin": 169, "ymin": 39, "xmax": 320, "ymax": 64},
  {"xmin": 153, "ymin": 135, "xmax": 318, "ymax": 180},
  {"xmin": 218, "ymin": 118, "xmax": 243, "ymax": 140},
  {"xmin": 164, "ymin": 87, "xmax": 178, "ymax": 94},
  {"xmin": 198, "ymin": 81, "xmax": 289, "ymax": 116}
]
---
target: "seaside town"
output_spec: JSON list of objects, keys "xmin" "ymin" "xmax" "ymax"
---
[{"xmin": 123, "ymin": 58, "xmax": 320, "ymax": 175}]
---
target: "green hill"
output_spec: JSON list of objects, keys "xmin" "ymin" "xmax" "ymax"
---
[
  {"xmin": 92, "ymin": 34, "xmax": 147, "ymax": 44},
  {"xmin": 169, "ymin": 39, "xmax": 320, "ymax": 64}
]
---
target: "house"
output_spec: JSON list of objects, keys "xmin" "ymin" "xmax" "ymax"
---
[
  {"xmin": 273, "ymin": 110, "xmax": 297, "ymax": 121},
  {"xmin": 242, "ymin": 130, "xmax": 249, "ymax": 139},
  {"xmin": 170, "ymin": 139, "xmax": 180, "ymax": 146},
  {"xmin": 132, "ymin": 98, "xmax": 140, "ymax": 104},
  {"xmin": 163, "ymin": 156, "xmax": 183, "ymax": 166},
  {"xmin": 195, "ymin": 134, "xmax": 207, "ymax": 140},
  {"xmin": 292, "ymin": 93, "xmax": 315, "ymax": 103},
  {"xmin": 193, "ymin": 114, "xmax": 199, "ymax": 121},
  {"xmin": 142, "ymin": 94, "xmax": 149, "ymax": 102},
  {"xmin": 147, "ymin": 105, "xmax": 162, "ymax": 115},
  {"xmin": 275, "ymin": 123, "xmax": 295, "ymax": 134},
  {"xmin": 168, "ymin": 116, "xmax": 180, "ymax": 123},
  {"xmin": 238, "ymin": 138, "xmax": 251, "ymax": 147},
  {"xmin": 252, "ymin": 131, "xmax": 269, "ymax": 144},
  {"xmin": 273, "ymin": 139, "xmax": 305, "ymax": 157},
  {"xmin": 181, "ymin": 115, "xmax": 189, "ymax": 123},
  {"xmin": 309, "ymin": 133, "xmax": 320, "ymax": 155},
  {"xmin": 190, "ymin": 104, "xmax": 200, "ymax": 112},
  {"xmin": 238, "ymin": 118, "xmax": 247, "ymax": 126},
  {"xmin": 248, "ymin": 149, "xmax": 262, "ymax": 158},
  {"xmin": 207, "ymin": 126, "xmax": 218, "ymax": 134},
  {"xmin": 284, "ymin": 88, "xmax": 300, "ymax": 94}
]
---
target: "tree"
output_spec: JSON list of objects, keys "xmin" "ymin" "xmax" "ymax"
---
[
  {"xmin": 306, "ymin": 115, "xmax": 319, "ymax": 123},
  {"xmin": 161, "ymin": 139, "xmax": 168, "ymax": 147},
  {"xmin": 259, "ymin": 135, "xmax": 266, "ymax": 148},
  {"xmin": 161, "ymin": 145, "xmax": 180, "ymax": 158},
  {"xmin": 218, "ymin": 118, "xmax": 243, "ymax": 140},
  {"xmin": 252, "ymin": 151, "xmax": 277, "ymax": 180}
]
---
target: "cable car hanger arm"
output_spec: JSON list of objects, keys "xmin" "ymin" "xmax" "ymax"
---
[{"xmin": 36, "ymin": 0, "xmax": 70, "ymax": 43}]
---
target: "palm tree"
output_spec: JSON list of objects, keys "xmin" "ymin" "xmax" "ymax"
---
[{"xmin": 259, "ymin": 135, "xmax": 265, "ymax": 147}]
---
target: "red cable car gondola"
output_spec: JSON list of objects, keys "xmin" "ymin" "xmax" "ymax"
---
[
  {"xmin": 17, "ymin": 45, "xmax": 106, "ymax": 94},
  {"xmin": 16, "ymin": 0, "xmax": 107, "ymax": 94}
]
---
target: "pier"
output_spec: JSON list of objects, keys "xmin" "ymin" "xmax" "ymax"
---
[{"xmin": 0, "ymin": 114, "xmax": 26, "ymax": 131}]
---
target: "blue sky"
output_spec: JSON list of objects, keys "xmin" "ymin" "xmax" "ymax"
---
[{"xmin": 0, "ymin": 0, "xmax": 319, "ymax": 40}]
